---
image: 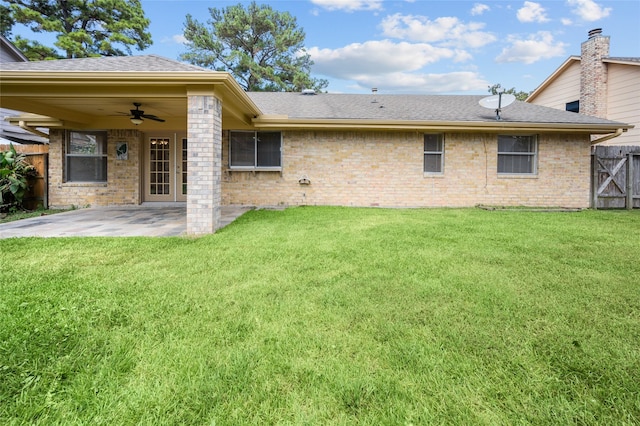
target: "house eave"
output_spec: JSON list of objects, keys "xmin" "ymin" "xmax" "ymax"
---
[
  {"xmin": 0, "ymin": 70, "xmax": 263, "ymax": 128},
  {"xmin": 252, "ymin": 116, "xmax": 629, "ymax": 134}
]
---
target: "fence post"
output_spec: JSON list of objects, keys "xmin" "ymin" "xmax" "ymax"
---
[
  {"xmin": 627, "ymin": 153, "xmax": 634, "ymax": 210},
  {"xmin": 591, "ymin": 152, "xmax": 598, "ymax": 209},
  {"xmin": 44, "ymin": 153, "xmax": 49, "ymax": 209}
]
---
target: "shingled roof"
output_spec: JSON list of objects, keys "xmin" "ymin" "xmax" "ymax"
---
[
  {"xmin": 248, "ymin": 92, "xmax": 625, "ymax": 126},
  {"xmin": 0, "ymin": 54, "xmax": 212, "ymax": 73},
  {"xmin": 0, "ymin": 54, "xmax": 631, "ymax": 132}
]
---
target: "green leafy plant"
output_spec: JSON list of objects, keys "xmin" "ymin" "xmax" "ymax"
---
[{"xmin": 0, "ymin": 144, "xmax": 37, "ymax": 212}]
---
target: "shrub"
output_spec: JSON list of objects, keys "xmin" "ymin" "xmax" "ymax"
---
[{"xmin": 0, "ymin": 144, "xmax": 37, "ymax": 213}]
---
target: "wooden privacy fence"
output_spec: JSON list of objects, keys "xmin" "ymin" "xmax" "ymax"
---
[
  {"xmin": 0, "ymin": 144, "xmax": 49, "ymax": 210},
  {"xmin": 592, "ymin": 145, "xmax": 640, "ymax": 209}
]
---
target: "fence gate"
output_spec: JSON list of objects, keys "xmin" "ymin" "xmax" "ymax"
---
[{"xmin": 592, "ymin": 146, "xmax": 640, "ymax": 209}]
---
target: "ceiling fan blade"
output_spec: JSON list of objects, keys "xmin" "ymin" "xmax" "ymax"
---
[{"xmin": 141, "ymin": 114, "xmax": 166, "ymax": 122}]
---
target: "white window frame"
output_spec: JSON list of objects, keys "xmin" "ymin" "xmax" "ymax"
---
[
  {"xmin": 497, "ymin": 134, "xmax": 538, "ymax": 175},
  {"xmin": 65, "ymin": 130, "xmax": 108, "ymax": 182},
  {"xmin": 424, "ymin": 133, "xmax": 444, "ymax": 174},
  {"xmin": 229, "ymin": 130, "xmax": 282, "ymax": 171}
]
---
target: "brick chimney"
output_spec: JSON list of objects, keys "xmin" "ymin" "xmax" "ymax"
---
[{"xmin": 579, "ymin": 28, "xmax": 609, "ymax": 118}]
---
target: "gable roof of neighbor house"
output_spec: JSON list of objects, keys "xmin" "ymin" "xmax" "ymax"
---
[
  {"xmin": 527, "ymin": 55, "xmax": 640, "ymax": 103},
  {"xmin": 0, "ymin": 35, "xmax": 28, "ymax": 63},
  {"xmin": 0, "ymin": 54, "xmax": 632, "ymax": 134},
  {"xmin": 0, "ymin": 35, "xmax": 50, "ymax": 144}
]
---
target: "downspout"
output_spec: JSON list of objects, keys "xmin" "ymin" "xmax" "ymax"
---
[
  {"xmin": 18, "ymin": 121, "xmax": 49, "ymax": 139},
  {"xmin": 591, "ymin": 128, "xmax": 623, "ymax": 145}
]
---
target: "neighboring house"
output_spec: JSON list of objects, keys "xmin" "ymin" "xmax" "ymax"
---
[
  {"xmin": 0, "ymin": 55, "xmax": 632, "ymax": 235},
  {"xmin": 0, "ymin": 35, "xmax": 49, "ymax": 145},
  {"xmin": 527, "ymin": 28, "xmax": 639, "ymax": 146}
]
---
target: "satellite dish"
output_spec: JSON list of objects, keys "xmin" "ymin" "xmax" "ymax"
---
[{"xmin": 479, "ymin": 93, "xmax": 516, "ymax": 120}]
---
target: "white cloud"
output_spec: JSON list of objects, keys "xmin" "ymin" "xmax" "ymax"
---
[
  {"xmin": 380, "ymin": 13, "xmax": 496, "ymax": 48},
  {"xmin": 307, "ymin": 39, "xmax": 486, "ymax": 93},
  {"xmin": 351, "ymin": 71, "xmax": 490, "ymax": 93},
  {"xmin": 173, "ymin": 34, "xmax": 187, "ymax": 44},
  {"xmin": 471, "ymin": 3, "xmax": 490, "ymax": 16},
  {"xmin": 567, "ymin": 0, "xmax": 611, "ymax": 21},
  {"xmin": 308, "ymin": 40, "xmax": 468, "ymax": 78},
  {"xmin": 161, "ymin": 34, "xmax": 187, "ymax": 45},
  {"xmin": 496, "ymin": 31, "xmax": 567, "ymax": 64},
  {"xmin": 517, "ymin": 2, "xmax": 550, "ymax": 23},
  {"xmin": 310, "ymin": 0, "xmax": 383, "ymax": 12},
  {"xmin": 561, "ymin": 18, "xmax": 573, "ymax": 25}
]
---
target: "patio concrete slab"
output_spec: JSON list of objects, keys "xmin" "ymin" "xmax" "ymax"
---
[{"xmin": 0, "ymin": 205, "xmax": 252, "ymax": 238}]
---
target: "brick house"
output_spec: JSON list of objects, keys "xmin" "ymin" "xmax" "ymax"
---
[
  {"xmin": 0, "ymin": 55, "xmax": 632, "ymax": 234},
  {"xmin": 527, "ymin": 28, "xmax": 640, "ymax": 146}
]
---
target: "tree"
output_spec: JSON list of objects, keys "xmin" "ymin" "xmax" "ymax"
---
[
  {"xmin": 12, "ymin": 36, "xmax": 62, "ymax": 60},
  {"xmin": 3, "ymin": 0, "xmax": 152, "ymax": 59},
  {"xmin": 180, "ymin": 1, "xmax": 328, "ymax": 92},
  {"xmin": 488, "ymin": 84, "xmax": 530, "ymax": 101},
  {"xmin": 1, "ymin": 4, "xmax": 15, "ymax": 37}
]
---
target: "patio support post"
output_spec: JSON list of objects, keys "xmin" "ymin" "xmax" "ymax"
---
[{"xmin": 186, "ymin": 90, "xmax": 222, "ymax": 235}]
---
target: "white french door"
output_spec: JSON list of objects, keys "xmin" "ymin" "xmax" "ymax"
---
[{"xmin": 144, "ymin": 134, "xmax": 187, "ymax": 202}]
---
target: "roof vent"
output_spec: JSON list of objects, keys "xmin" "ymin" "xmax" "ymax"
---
[
  {"xmin": 588, "ymin": 28, "xmax": 602, "ymax": 39},
  {"xmin": 301, "ymin": 89, "xmax": 316, "ymax": 95}
]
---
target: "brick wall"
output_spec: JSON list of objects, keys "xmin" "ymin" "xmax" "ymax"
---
[
  {"xmin": 46, "ymin": 128, "xmax": 592, "ymax": 210},
  {"xmin": 48, "ymin": 129, "xmax": 142, "ymax": 208},
  {"xmin": 222, "ymin": 130, "xmax": 592, "ymax": 208}
]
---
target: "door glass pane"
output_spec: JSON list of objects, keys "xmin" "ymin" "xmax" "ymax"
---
[
  {"xmin": 149, "ymin": 138, "xmax": 171, "ymax": 195},
  {"xmin": 182, "ymin": 138, "xmax": 188, "ymax": 195}
]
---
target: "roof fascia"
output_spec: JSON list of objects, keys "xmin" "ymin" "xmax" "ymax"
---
[
  {"xmin": 526, "ymin": 56, "xmax": 580, "ymax": 102},
  {"xmin": 252, "ymin": 116, "xmax": 631, "ymax": 134},
  {"xmin": 602, "ymin": 58, "xmax": 640, "ymax": 66}
]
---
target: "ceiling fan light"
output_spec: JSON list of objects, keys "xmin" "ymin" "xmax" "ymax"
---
[{"xmin": 131, "ymin": 117, "xmax": 144, "ymax": 125}]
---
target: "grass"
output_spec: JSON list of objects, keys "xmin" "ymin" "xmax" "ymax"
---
[{"xmin": 1, "ymin": 206, "xmax": 639, "ymax": 425}]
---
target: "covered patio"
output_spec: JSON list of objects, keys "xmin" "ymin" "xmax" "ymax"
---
[
  {"xmin": 0, "ymin": 205, "xmax": 252, "ymax": 238},
  {"xmin": 0, "ymin": 55, "xmax": 262, "ymax": 236}
]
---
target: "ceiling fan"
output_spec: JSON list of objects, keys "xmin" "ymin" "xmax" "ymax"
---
[{"xmin": 129, "ymin": 102, "xmax": 165, "ymax": 125}]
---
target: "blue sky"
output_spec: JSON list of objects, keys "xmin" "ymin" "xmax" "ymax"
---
[{"xmin": 13, "ymin": 0, "xmax": 640, "ymax": 94}]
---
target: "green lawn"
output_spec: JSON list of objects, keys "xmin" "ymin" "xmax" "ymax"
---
[{"xmin": 1, "ymin": 207, "xmax": 639, "ymax": 425}]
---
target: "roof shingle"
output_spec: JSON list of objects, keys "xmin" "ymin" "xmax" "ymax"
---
[
  {"xmin": 0, "ymin": 54, "xmax": 212, "ymax": 72},
  {"xmin": 248, "ymin": 92, "xmax": 625, "ymax": 126}
]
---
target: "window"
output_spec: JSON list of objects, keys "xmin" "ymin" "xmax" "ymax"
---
[
  {"xmin": 566, "ymin": 100, "xmax": 579, "ymax": 113},
  {"xmin": 229, "ymin": 131, "xmax": 281, "ymax": 169},
  {"xmin": 424, "ymin": 134, "xmax": 444, "ymax": 173},
  {"xmin": 65, "ymin": 131, "xmax": 107, "ymax": 182},
  {"xmin": 497, "ymin": 135, "xmax": 537, "ymax": 174}
]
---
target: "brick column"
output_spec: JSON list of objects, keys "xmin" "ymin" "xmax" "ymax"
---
[{"xmin": 187, "ymin": 91, "xmax": 222, "ymax": 235}]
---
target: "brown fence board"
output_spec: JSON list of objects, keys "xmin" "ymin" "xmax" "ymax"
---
[{"xmin": 592, "ymin": 146, "xmax": 640, "ymax": 209}]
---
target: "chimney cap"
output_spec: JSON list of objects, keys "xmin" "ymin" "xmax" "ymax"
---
[{"xmin": 588, "ymin": 28, "xmax": 603, "ymax": 38}]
